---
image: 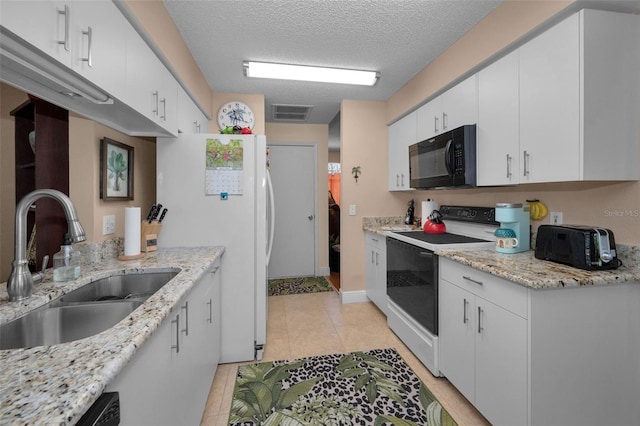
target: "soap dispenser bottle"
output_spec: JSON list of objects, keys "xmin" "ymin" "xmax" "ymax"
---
[{"xmin": 53, "ymin": 233, "xmax": 82, "ymax": 282}]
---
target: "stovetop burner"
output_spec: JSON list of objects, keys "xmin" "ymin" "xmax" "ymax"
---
[{"xmin": 394, "ymin": 231, "xmax": 490, "ymax": 245}]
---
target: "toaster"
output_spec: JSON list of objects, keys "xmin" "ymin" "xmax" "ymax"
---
[{"xmin": 534, "ymin": 225, "xmax": 620, "ymax": 270}]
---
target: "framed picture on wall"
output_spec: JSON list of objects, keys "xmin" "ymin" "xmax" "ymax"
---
[{"xmin": 100, "ymin": 137, "xmax": 134, "ymax": 201}]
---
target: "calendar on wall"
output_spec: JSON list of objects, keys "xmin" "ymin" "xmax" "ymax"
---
[{"xmin": 204, "ymin": 137, "xmax": 244, "ymax": 195}]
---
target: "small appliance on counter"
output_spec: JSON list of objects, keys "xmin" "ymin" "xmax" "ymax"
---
[
  {"xmin": 535, "ymin": 225, "xmax": 621, "ymax": 270},
  {"xmin": 494, "ymin": 203, "xmax": 530, "ymax": 253}
]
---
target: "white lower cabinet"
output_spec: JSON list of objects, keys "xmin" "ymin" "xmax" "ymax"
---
[
  {"xmin": 439, "ymin": 258, "xmax": 527, "ymax": 426},
  {"xmin": 439, "ymin": 257, "xmax": 640, "ymax": 426},
  {"xmin": 365, "ymin": 232, "xmax": 387, "ymax": 315},
  {"xmin": 106, "ymin": 261, "xmax": 221, "ymax": 425}
]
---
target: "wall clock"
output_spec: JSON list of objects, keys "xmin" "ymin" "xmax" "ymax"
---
[{"xmin": 217, "ymin": 101, "xmax": 255, "ymax": 130}]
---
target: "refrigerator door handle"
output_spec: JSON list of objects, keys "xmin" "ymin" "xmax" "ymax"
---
[{"xmin": 266, "ymin": 170, "xmax": 275, "ymax": 264}]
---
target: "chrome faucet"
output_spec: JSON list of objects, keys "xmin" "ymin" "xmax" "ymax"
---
[{"xmin": 7, "ymin": 189, "xmax": 86, "ymax": 302}]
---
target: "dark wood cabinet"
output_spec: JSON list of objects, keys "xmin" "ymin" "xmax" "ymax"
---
[{"xmin": 11, "ymin": 97, "xmax": 69, "ymax": 271}]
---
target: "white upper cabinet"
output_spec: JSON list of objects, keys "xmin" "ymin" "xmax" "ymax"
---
[
  {"xmin": 519, "ymin": 12, "xmax": 581, "ymax": 184},
  {"xmin": 125, "ymin": 25, "xmax": 178, "ymax": 136},
  {"xmin": 477, "ymin": 50, "xmax": 520, "ymax": 186},
  {"xmin": 518, "ymin": 9, "xmax": 640, "ymax": 184},
  {"xmin": 1, "ymin": 0, "xmax": 126, "ymax": 100},
  {"xmin": 1, "ymin": 1, "xmax": 73, "ymax": 67},
  {"xmin": 417, "ymin": 75, "xmax": 478, "ymax": 142},
  {"xmin": 388, "ymin": 111, "xmax": 417, "ymax": 191},
  {"xmin": 69, "ymin": 1, "xmax": 126, "ymax": 100},
  {"xmin": 177, "ymin": 85, "xmax": 208, "ymax": 134}
]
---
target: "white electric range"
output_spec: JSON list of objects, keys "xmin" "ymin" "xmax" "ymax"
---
[{"xmin": 385, "ymin": 205, "xmax": 498, "ymax": 376}]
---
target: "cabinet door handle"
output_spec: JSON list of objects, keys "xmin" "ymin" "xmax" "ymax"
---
[
  {"xmin": 207, "ymin": 299, "xmax": 213, "ymax": 324},
  {"xmin": 434, "ymin": 116, "xmax": 439, "ymax": 134},
  {"xmin": 442, "ymin": 112, "xmax": 448, "ymax": 131},
  {"xmin": 81, "ymin": 26, "xmax": 93, "ymax": 67},
  {"xmin": 400, "ymin": 173, "xmax": 405, "ymax": 187},
  {"xmin": 463, "ymin": 275, "xmax": 483, "ymax": 286},
  {"xmin": 396, "ymin": 174, "xmax": 400, "ymax": 187},
  {"xmin": 463, "ymin": 298, "xmax": 468, "ymax": 324},
  {"xmin": 152, "ymin": 91, "xmax": 159, "ymax": 116},
  {"xmin": 181, "ymin": 301, "xmax": 189, "ymax": 336},
  {"xmin": 57, "ymin": 5, "xmax": 70, "ymax": 51},
  {"xmin": 171, "ymin": 314, "xmax": 180, "ymax": 353},
  {"xmin": 195, "ymin": 121, "xmax": 201, "ymax": 133},
  {"xmin": 523, "ymin": 150, "xmax": 530, "ymax": 177},
  {"xmin": 375, "ymin": 252, "xmax": 379, "ymax": 266},
  {"xmin": 477, "ymin": 306, "xmax": 484, "ymax": 333},
  {"xmin": 371, "ymin": 250, "xmax": 375, "ymax": 265},
  {"xmin": 160, "ymin": 98, "xmax": 167, "ymax": 121},
  {"xmin": 506, "ymin": 154, "xmax": 512, "ymax": 178}
]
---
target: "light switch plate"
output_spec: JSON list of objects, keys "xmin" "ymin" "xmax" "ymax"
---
[
  {"xmin": 103, "ymin": 215, "xmax": 115, "ymax": 235},
  {"xmin": 349, "ymin": 204, "xmax": 356, "ymax": 216}
]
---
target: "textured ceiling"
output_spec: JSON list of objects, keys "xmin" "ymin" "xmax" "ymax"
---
[{"xmin": 163, "ymin": 0, "xmax": 503, "ymax": 126}]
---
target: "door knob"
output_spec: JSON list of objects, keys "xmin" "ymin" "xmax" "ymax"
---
[{"xmin": 308, "ymin": 215, "xmax": 314, "ymax": 220}]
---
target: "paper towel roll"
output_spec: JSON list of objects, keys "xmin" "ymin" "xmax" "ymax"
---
[
  {"xmin": 124, "ymin": 207, "xmax": 141, "ymax": 256},
  {"xmin": 421, "ymin": 199, "xmax": 439, "ymax": 227}
]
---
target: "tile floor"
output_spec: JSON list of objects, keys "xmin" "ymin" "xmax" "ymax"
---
[{"xmin": 199, "ymin": 290, "xmax": 490, "ymax": 426}]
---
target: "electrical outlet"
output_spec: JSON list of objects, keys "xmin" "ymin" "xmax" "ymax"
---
[
  {"xmin": 550, "ymin": 211, "xmax": 563, "ymax": 225},
  {"xmin": 103, "ymin": 215, "xmax": 116, "ymax": 235},
  {"xmin": 349, "ymin": 204, "xmax": 357, "ymax": 216}
]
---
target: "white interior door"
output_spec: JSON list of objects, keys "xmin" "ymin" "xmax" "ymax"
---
[{"xmin": 268, "ymin": 144, "xmax": 316, "ymax": 278}]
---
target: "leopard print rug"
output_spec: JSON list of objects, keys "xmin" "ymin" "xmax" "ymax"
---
[
  {"xmin": 268, "ymin": 276, "xmax": 334, "ymax": 296},
  {"xmin": 228, "ymin": 348, "xmax": 457, "ymax": 426}
]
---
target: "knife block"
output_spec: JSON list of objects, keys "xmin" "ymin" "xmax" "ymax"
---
[{"xmin": 141, "ymin": 221, "xmax": 162, "ymax": 252}]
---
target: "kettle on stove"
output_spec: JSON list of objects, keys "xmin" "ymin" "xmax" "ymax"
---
[{"xmin": 423, "ymin": 210, "xmax": 446, "ymax": 234}]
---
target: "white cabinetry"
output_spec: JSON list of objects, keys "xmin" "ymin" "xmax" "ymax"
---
[
  {"xmin": 177, "ymin": 85, "xmax": 208, "ymax": 133},
  {"xmin": 125, "ymin": 25, "xmax": 178, "ymax": 136},
  {"xmin": 107, "ymin": 262, "xmax": 221, "ymax": 425},
  {"xmin": 439, "ymin": 257, "xmax": 640, "ymax": 426},
  {"xmin": 518, "ymin": 9, "xmax": 640, "ymax": 183},
  {"xmin": 477, "ymin": 50, "xmax": 520, "ymax": 186},
  {"xmin": 439, "ymin": 258, "xmax": 527, "ymax": 426},
  {"xmin": 387, "ymin": 111, "xmax": 416, "ymax": 191},
  {"xmin": 365, "ymin": 232, "xmax": 387, "ymax": 315},
  {"xmin": 1, "ymin": 1, "xmax": 73, "ymax": 68},
  {"xmin": 0, "ymin": 0, "xmax": 127, "ymax": 100},
  {"xmin": 416, "ymin": 75, "xmax": 478, "ymax": 141}
]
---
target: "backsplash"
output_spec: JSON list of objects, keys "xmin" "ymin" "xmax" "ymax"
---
[{"xmin": 75, "ymin": 237, "xmax": 123, "ymax": 267}]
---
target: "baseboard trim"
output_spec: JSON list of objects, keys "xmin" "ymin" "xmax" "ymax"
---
[{"xmin": 340, "ymin": 290, "xmax": 369, "ymax": 304}]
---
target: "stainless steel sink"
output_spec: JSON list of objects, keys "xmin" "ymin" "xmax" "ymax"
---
[
  {"xmin": 0, "ymin": 270, "xmax": 179, "ymax": 350},
  {"xmin": 51, "ymin": 271, "xmax": 179, "ymax": 306},
  {"xmin": 0, "ymin": 301, "xmax": 142, "ymax": 350}
]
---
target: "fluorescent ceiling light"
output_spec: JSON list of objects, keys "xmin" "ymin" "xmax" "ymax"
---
[{"xmin": 244, "ymin": 61, "xmax": 379, "ymax": 86}]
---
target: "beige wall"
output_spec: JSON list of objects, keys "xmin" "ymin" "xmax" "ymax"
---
[
  {"xmin": 341, "ymin": 100, "xmax": 412, "ymax": 292},
  {"xmin": 0, "ymin": 83, "xmax": 157, "ymax": 282},
  {"xmin": 265, "ymin": 122, "xmax": 330, "ymax": 270}
]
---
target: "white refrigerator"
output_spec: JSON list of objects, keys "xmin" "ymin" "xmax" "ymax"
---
[{"xmin": 156, "ymin": 133, "xmax": 274, "ymax": 362}]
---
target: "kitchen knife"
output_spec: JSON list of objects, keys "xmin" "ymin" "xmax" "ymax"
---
[
  {"xmin": 158, "ymin": 208, "xmax": 168, "ymax": 223},
  {"xmin": 151, "ymin": 204, "xmax": 163, "ymax": 222},
  {"xmin": 146, "ymin": 204, "xmax": 157, "ymax": 223}
]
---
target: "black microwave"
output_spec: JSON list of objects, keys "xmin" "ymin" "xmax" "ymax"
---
[{"xmin": 408, "ymin": 124, "xmax": 477, "ymax": 189}]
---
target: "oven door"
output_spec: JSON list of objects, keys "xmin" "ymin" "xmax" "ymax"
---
[{"xmin": 386, "ymin": 237, "xmax": 439, "ymax": 335}]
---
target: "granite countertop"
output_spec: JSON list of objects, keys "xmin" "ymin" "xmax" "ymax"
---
[
  {"xmin": 363, "ymin": 216, "xmax": 640, "ymax": 290},
  {"xmin": 0, "ymin": 246, "xmax": 224, "ymax": 426},
  {"xmin": 436, "ymin": 248, "xmax": 640, "ymax": 289}
]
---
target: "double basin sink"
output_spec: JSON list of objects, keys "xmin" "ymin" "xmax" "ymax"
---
[{"xmin": 0, "ymin": 270, "xmax": 178, "ymax": 350}]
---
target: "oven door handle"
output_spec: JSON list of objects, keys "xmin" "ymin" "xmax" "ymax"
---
[{"xmin": 418, "ymin": 251, "xmax": 434, "ymax": 258}]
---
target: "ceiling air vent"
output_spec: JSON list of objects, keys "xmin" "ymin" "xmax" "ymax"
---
[{"xmin": 272, "ymin": 104, "xmax": 313, "ymax": 122}]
